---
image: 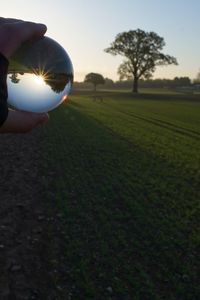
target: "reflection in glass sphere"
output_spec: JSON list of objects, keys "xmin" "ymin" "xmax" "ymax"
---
[{"xmin": 7, "ymin": 36, "xmax": 73, "ymax": 113}]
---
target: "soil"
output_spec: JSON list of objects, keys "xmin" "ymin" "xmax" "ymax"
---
[{"xmin": 0, "ymin": 128, "xmax": 67, "ymax": 300}]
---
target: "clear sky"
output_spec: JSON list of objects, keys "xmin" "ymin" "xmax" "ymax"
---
[{"xmin": 1, "ymin": 0, "xmax": 200, "ymax": 81}]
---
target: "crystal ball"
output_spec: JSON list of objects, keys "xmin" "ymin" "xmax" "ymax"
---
[{"xmin": 7, "ymin": 36, "xmax": 73, "ymax": 113}]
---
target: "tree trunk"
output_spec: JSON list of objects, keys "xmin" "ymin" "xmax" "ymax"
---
[{"xmin": 132, "ymin": 77, "xmax": 138, "ymax": 93}]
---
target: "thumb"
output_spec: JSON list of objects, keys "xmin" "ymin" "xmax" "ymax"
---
[{"xmin": 36, "ymin": 112, "xmax": 49, "ymax": 124}]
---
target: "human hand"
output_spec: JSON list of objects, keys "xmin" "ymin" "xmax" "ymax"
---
[
  {"xmin": 0, "ymin": 18, "xmax": 49, "ymax": 133},
  {"xmin": 0, "ymin": 17, "xmax": 47, "ymax": 58},
  {"xmin": 0, "ymin": 109, "xmax": 49, "ymax": 133}
]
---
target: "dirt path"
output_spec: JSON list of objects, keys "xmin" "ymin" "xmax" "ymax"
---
[{"xmin": 0, "ymin": 128, "xmax": 64, "ymax": 299}]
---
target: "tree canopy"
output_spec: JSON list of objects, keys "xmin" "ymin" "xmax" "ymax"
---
[
  {"xmin": 105, "ymin": 29, "xmax": 178, "ymax": 93},
  {"xmin": 84, "ymin": 73, "xmax": 105, "ymax": 91}
]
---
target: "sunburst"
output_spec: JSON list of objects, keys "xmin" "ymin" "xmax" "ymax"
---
[{"xmin": 34, "ymin": 75, "xmax": 44, "ymax": 85}]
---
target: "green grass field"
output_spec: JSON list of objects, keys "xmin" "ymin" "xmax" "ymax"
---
[{"xmin": 42, "ymin": 91, "xmax": 199, "ymax": 299}]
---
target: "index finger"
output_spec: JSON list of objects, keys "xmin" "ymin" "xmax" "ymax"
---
[{"xmin": 0, "ymin": 17, "xmax": 23, "ymax": 26}]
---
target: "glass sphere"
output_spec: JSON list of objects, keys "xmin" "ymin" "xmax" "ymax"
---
[{"xmin": 7, "ymin": 36, "xmax": 73, "ymax": 113}]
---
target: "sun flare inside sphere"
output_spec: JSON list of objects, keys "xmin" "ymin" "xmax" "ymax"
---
[{"xmin": 34, "ymin": 75, "xmax": 44, "ymax": 85}]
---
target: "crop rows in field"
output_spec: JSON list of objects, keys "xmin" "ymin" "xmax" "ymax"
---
[{"xmin": 41, "ymin": 92, "xmax": 199, "ymax": 299}]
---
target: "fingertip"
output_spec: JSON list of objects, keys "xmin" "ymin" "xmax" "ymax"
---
[{"xmin": 38, "ymin": 23, "xmax": 47, "ymax": 34}]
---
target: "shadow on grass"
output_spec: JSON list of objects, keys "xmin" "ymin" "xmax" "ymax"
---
[{"xmin": 42, "ymin": 104, "xmax": 199, "ymax": 299}]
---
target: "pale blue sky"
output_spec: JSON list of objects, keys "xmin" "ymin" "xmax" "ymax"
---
[{"xmin": 1, "ymin": 0, "xmax": 200, "ymax": 81}]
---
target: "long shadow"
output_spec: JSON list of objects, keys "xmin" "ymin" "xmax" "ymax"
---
[{"xmin": 44, "ymin": 103, "xmax": 199, "ymax": 299}]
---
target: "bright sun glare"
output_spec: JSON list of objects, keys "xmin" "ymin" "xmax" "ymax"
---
[{"xmin": 34, "ymin": 75, "xmax": 44, "ymax": 85}]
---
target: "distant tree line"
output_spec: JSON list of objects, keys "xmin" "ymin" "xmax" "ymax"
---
[
  {"xmin": 73, "ymin": 76, "xmax": 193, "ymax": 90},
  {"xmin": 115, "ymin": 77, "xmax": 192, "ymax": 89},
  {"xmin": 194, "ymin": 69, "xmax": 200, "ymax": 84},
  {"xmin": 74, "ymin": 29, "xmax": 200, "ymax": 93},
  {"xmin": 76, "ymin": 29, "xmax": 200, "ymax": 93}
]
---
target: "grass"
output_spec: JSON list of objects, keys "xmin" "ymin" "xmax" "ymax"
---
[{"xmin": 42, "ymin": 90, "xmax": 200, "ymax": 299}]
